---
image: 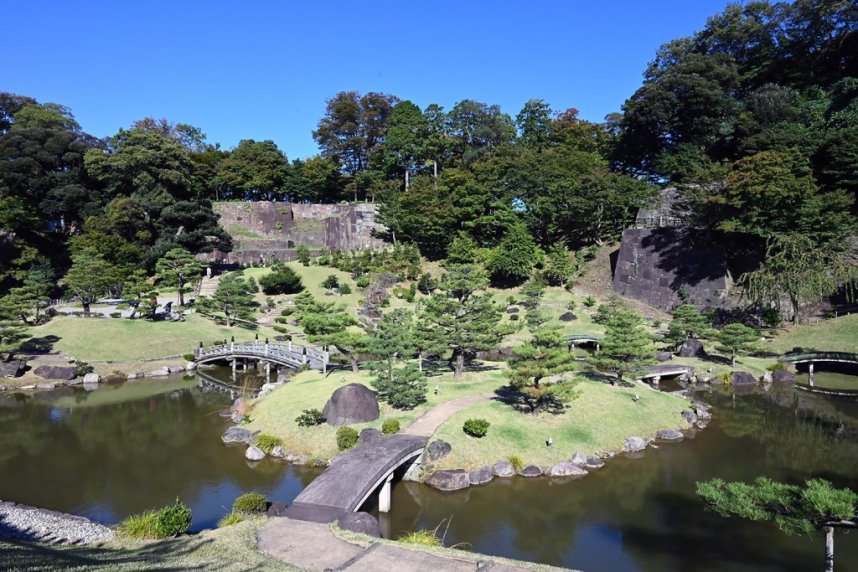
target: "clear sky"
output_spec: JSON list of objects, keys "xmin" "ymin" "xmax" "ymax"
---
[{"xmin": 4, "ymin": 0, "xmax": 731, "ymax": 159}]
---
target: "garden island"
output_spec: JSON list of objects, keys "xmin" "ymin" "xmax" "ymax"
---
[{"xmin": 1, "ymin": 1, "xmax": 857, "ymax": 571}]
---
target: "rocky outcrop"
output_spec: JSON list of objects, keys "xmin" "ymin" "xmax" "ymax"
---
[
  {"xmin": 83, "ymin": 373, "xmax": 100, "ymax": 384},
  {"xmin": 426, "ymin": 470, "xmax": 470, "ymax": 491},
  {"xmin": 570, "ymin": 451, "xmax": 587, "ymax": 465},
  {"xmin": 33, "ymin": 366, "xmax": 76, "ymax": 381},
  {"xmin": 322, "ymin": 384, "xmax": 379, "ymax": 427},
  {"xmin": 585, "ymin": 456, "xmax": 605, "ymax": 469},
  {"xmin": 678, "ymin": 339, "xmax": 706, "ymax": 358},
  {"xmin": 0, "ymin": 360, "xmax": 26, "ymax": 378},
  {"xmin": 731, "ymin": 371, "xmax": 757, "ymax": 386},
  {"xmin": 468, "ymin": 466, "xmax": 494, "ymax": 486},
  {"xmin": 772, "ymin": 369, "xmax": 796, "ymax": 384},
  {"xmin": 338, "ymin": 512, "xmax": 381, "ymax": 538},
  {"xmin": 550, "ymin": 461, "xmax": 588, "ymax": 477},
  {"xmin": 266, "ymin": 501, "xmax": 288, "ymax": 517},
  {"xmin": 558, "ymin": 312, "xmax": 577, "ymax": 322},
  {"xmin": 426, "ymin": 440, "xmax": 452, "ymax": 461}
]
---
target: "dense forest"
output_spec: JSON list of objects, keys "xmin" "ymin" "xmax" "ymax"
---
[{"xmin": 0, "ymin": 0, "xmax": 856, "ymax": 328}]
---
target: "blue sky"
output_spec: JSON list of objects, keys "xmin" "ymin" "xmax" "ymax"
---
[{"xmin": 5, "ymin": 0, "xmax": 731, "ymax": 159}]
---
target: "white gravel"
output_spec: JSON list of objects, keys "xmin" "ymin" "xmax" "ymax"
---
[{"xmin": 0, "ymin": 501, "xmax": 115, "ymax": 545}]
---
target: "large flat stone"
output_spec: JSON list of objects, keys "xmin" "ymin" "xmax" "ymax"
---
[
  {"xmin": 257, "ymin": 517, "xmax": 363, "ymax": 571},
  {"xmin": 342, "ymin": 543, "xmax": 475, "ymax": 572}
]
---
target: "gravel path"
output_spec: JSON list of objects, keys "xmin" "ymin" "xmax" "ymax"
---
[
  {"xmin": 0, "ymin": 501, "xmax": 115, "ymax": 545},
  {"xmin": 402, "ymin": 393, "xmax": 494, "ymax": 437}
]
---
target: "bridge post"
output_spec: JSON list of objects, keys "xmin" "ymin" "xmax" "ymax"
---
[
  {"xmin": 288, "ymin": 340, "xmax": 292, "ymax": 352},
  {"xmin": 652, "ymin": 375, "xmax": 660, "ymax": 387},
  {"xmin": 809, "ymin": 362, "xmax": 814, "ymax": 386},
  {"xmin": 231, "ymin": 359, "xmax": 237, "ymax": 375},
  {"xmin": 265, "ymin": 361, "xmax": 271, "ymax": 382},
  {"xmin": 378, "ymin": 473, "xmax": 394, "ymax": 513}
]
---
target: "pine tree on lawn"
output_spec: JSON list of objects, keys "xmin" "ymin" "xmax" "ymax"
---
[
  {"xmin": 301, "ymin": 302, "xmax": 367, "ymax": 372},
  {"xmin": 507, "ymin": 325, "xmax": 580, "ymax": 414},
  {"xmin": 714, "ymin": 323, "xmax": 759, "ymax": 366},
  {"xmin": 155, "ymin": 247, "xmax": 205, "ymax": 306},
  {"xmin": 589, "ymin": 307, "xmax": 655, "ymax": 383},
  {"xmin": 664, "ymin": 303, "xmax": 711, "ymax": 348},
  {"xmin": 205, "ymin": 273, "xmax": 258, "ymax": 327}
]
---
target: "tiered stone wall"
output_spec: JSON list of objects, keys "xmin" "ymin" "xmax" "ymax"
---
[{"xmin": 201, "ymin": 202, "xmax": 387, "ymax": 265}]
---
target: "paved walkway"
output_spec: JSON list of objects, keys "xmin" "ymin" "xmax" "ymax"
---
[
  {"xmin": 402, "ymin": 393, "xmax": 495, "ymax": 437},
  {"xmin": 257, "ymin": 517, "xmax": 555, "ymax": 571}
]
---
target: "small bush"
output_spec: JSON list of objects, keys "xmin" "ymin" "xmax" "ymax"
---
[
  {"xmin": 336, "ymin": 426, "xmax": 359, "ymax": 450},
  {"xmin": 233, "ymin": 492, "xmax": 267, "ymax": 514},
  {"xmin": 398, "ymin": 529, "xmax": 442, "ymax": 546},
  {"xmin": 118, "ymin": 510, "xmax": 159, "ymax": 539},
  {"xmin": 296, "ymin": 408, "xmax": 325, "ymax": 427},
  {"xmin": 274, "ymin": 316, "xmax": 290, "ymax": 324},
  {"xmin": 583, "ymin": 296, "xmax": 596, "ymax": 307},
  {"xmin": 259, "ymin": 264, "xmax": 304, "ymax": 295},
  {"xmin": 382, "ymin": 419, "xmax": 400, "ymax": 435},
  {"xmin": 183, "ymin": 353, "xmax": 196, "ymax": 362},
  {"xmin": 463, "ymin": 418, "xmax": 490, "ymax": 438},
  {"xmin": 507, "ymin": 455, "xmax": 525, "ymax": 472},
  {"xmin": 768, "ymin": 362, "xmax": 787, "ymax": 372},
  {"xmin": 273, "ymin": 325, "xmax": 289, "ymax": 334},
  {"xmin": 253, "ymin": 434, "xmax": 282, "ymax": 454},
  {"xmin": 339, "ymin": 282, "xmax": 352, "ymax": 295},
  {"xmin": 154, "ymin": 498, "xmax": 192, "ymax": 538},
  {"xmin": 322, "ymin": 274, "xmax": 340, "ymax": 290},
  {"xmin": 109, "ymin": 312, "xmax": 121, "ymax": 318},
  {"xmin": 218, "ymin": 511, "xmax": 244, "ymax": 528},
  {"xmin": 356, "ymin": 275, "xmax": 370, "ymax": 288},
  {"xmin": 280, "ymin": 307, "xmax": 295, "ymax": 317},
  {"xmin": 403, "ymin": 283, "xmax": 416, "ymax": 303},
  {"xmin": 296, "ymin": 246, "xmax": 311, "ymax": 266},
  {"xmin": 509, "ymin": 314, "xmax": 519, "ymax": 321}
]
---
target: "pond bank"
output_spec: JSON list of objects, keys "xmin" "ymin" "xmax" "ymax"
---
[{"xmin": 0, "ymin": 500, "xmax": 114, "ymax": 545}]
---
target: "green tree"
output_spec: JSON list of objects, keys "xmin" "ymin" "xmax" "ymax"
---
[
  {"xmin": 515, "ymin": 99, "xmax": 553, "ymax": 151},
  {"xmin": 420, "ymin": 264, "xmax": 512, "ymax": 377},
  {"xmin": 63, "ymin": 249, "xmax": 123, "ymax": 313},
  {"xmin": 697, "ymin": 477, "xmax": 858, "ymax": 572},
  {"xmin": 213, "ymin": 139, "xmax": 288, "ymax": 201},
  {"xmin": 296, "ymin": 246, "xmax": 311, "ymax": 266},
  {"xmin": 487, "ymin": 224, "xmax": 539, "ymax": 287},
  {"xmin": 371, "ymin": 362, "xmax": 427, "ymax": 410},
  {"xmin": 714, "ymin": 323, "xmax": 758, "ymax": 366},
  {"xmin": 205, "ymin": 274, "xmax": 257, "ymax": 327},
  {"xmin": 543, "ymin": 243, "xmax": 574, "ymax": 286},
  {"xmin": 589, "ymin": 307, "xmax": 655, "ymax": 383},
  {"xmin": 0, "ymin": 293, "xmax": 29, "ymax": 353},
  {"xmin": 664, "ymin": 304, "xmax": 711, "ymax": 347},
  {"xmin": 506, "ymin": 325, "xmax": 579, "ymax": 414},
  {"xmin": 301, "ymin": 300, "xmax": 365, "ymax": 372},
  {"xmin": 321, "ymin": 274, "xmax": 340, "ymax": 291},
  {"xmin": 258, "ymin": 263, "xmax": 303, "ymax": 295},
  {"xmin": 155, "ymin": 248, "xmax": 204, "ymax": 306},
  {"xmin": 378, "ymin": 100, "xmax": 428, "ymax": 191}
]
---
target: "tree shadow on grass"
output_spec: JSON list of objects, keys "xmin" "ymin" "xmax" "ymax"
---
[
  {"xmin": 19, "ymin": 335, "xmax": 61, "ymax": 354},
  {"xmin": 492, "ymin": 386, "xmax": 568, "ymax": 415},
  {"xmin": 0, "ymin": 536, "xmax": 220, "ymax": 571},
  {"xmin": 420, "ymin": 358, "xmax": 499, "ymax": 378}
]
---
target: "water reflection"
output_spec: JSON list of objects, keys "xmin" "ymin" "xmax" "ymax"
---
[{"xmin": 0, "ymin": 376, "xmax": 320, "ymax": 530}]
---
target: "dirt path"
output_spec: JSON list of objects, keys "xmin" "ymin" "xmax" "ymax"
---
[{"xmin": 402, "ymin": 392, "xmax": 494, "ymax": 437}]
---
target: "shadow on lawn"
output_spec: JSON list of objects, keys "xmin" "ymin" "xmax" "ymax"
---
[{"xmin": 18, "ymin": 335, "xmax": 61, "ymax": 354}]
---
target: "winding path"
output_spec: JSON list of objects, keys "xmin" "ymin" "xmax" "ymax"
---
[{"xmin": 402, "ymin": 392, "xmax": 495, "ymax": 437}]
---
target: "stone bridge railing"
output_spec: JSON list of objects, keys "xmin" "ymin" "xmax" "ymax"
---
[
  {"xmin": 195, "ymin": 341, "xmax": 329, "ymax": 371},
  {"xmin": 781, "ymin": 351, "xmax": 858, "ymax": 365}
]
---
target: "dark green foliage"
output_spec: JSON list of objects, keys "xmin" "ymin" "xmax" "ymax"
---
[
  {"xmin": 253, "ymin": 433, "xmax": 282, "ymax": 454},
  {"xmin": 382, "ymin": 419, "xmax": 400, "ymax": 435},
  {"xmin": 336, "ymin": 426, "xmax": 360, "ymax": 450},
  {"xmin": 356, "ymin": 275, "xmax": 370, "ymax": 288},
  {"xmin": 416, "ymin": 272, "xmax": 436, "ymax": 294},
  {"xmin": 543, "ymin": 243, "xmax": 574, "ymax": 286},
  {"xmin": 507, "ymin": 326, "xmax": 579, "ymax": 414},
  {"xmin": 296, "ymin": 408, "xmax": 325, "ymax": 427},
  {"xmin": 296, "ymin": 246, "xmax": 311, "ymax": 266},
  {"xmin": 202, "ymin": 273, "xmax": 257, "ymax": 327},
  {"xmin": 232, "ymin": 492, "xmax": 267, "ymax": 514},
  {"xmin": 259, "ymin": 264, "xmax": 303, "ymax": 295},
  {"xmin": 74, "ymin": 361, "xmax": 94, "ymax": 377},
  {"xmin": 338, "ymin": 282, "xmax": 352, "ymax": 295},
  {"xmin": 589, "ymin": 307, "xmax": 655, "ymax": 383},
  {"xmin": 714, "ymin": 323, "xmax": 759, "ymax": 366},
  {"xmin": 665, "ymin": 304, "xmax": 711, "ymax": 346},
  {"xmin": 154, "ymin": 498, "xmax": 192, "ymax": 538},
  {"xmin": 322, "ymin": 274, "xmax": 340, "ymax": 290},
  {"xmin": 155, "ymin": 248, "xmax": 205, "ymax": 306},
  {"xmin": 583, "ymin": 296, "xmax": 596, "ymax": 307},
  {"xmin": 182, "ymin": 353, "xmax": 195, "ymax": 362},
  {"xmin": 462, "ymin": 418, "xmax": 490, "ymax": 438},
  {"xmin": 487, "ymin": 224, "xmax": 539, "ymax": 287},
  {"xmin": 371, "ymin": 362, "xmax": 427, "ymax": 409}
]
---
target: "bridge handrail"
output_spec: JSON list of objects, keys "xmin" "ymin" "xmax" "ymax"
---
[
  {"xmin": 195, "ymin": 341, "xmax": 329, "ymax": 365},
  {"xmin": 781, "ymin": 351, "xmax": 858, "ymax": 363}
]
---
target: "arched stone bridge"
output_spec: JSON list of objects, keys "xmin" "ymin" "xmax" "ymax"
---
[
  {"xmin": 194, "ymin": 341, "xmax": 329, "ymax": 372},
  {"xmin": 781, "ymin": 351, "xmax": 858, "ymax": 389},
  {"xmin": 285, "ymin": 434, "xmax": 428, "ymax": 523}
]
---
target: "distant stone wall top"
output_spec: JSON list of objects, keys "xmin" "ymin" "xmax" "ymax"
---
[{"xmin": 203, "ymin": 202, "xmax": 387, "ymax": 265}]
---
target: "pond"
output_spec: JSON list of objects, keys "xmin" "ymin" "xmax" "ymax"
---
[{"xmin": 1, "ymin": 375, "xmax": 857, "ymax": 571}]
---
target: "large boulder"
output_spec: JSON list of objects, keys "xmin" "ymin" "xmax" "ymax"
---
[
  {"xmin": 322, "ymin": 383, "xmax": 379, "ymax": 426},
  {"xmin": 245, "ymin": 446, "xmax": 266, "ymax": 461},
  {"xmin": 425, "ymin": 470, "xmax": 470, "ymax": 492},
  {"xmin": 731, "ymin": 371, "xmax": 757, "ymax": 386},
  {"xmin": 33, "ymin": 365, "xmax": 76, "ymax": 381},
  {"xmin": 570, "ymin": 451, "xmax": 587, "ymax": 466},
  {"xmin": 221, "ymin": 427, "xmax": 255, "ymax": 445},
  {"xmin": 518, "ymin": 465, "xmax": 543, "ymax": 477},
  {"xmin": 558, "ymin": 312, "xmax": 577, "ymax": 322},
  {"xmin": 475, "ymin": 346, "xmax": 515, "ymax": 361},
  {"xmin": 468, "ymin": 466, "xmax": 494, "ymax": 486},
  {"xmin": 585, "ymin": 456, "xmax": 605, "ymax": 469},
  {"xmin": 655, "ymin": 351, "xmax": 673, "ymax": 362},
  {"xmin": 656, "ymin": 429, "xmax": 684, "ymax": 441},
  {"xmin": 550, "ymin": 461, "xmax": 588, "ymax": 477},
  {"xmin": 338, "ymin": 512, "xmax": 381, "ymax": 538},
  {"xmin": 623, "ymin": 436, "xmax": 647, "ymax": 453},
  {"xmin": 426, "ymin": 440, "xmax": 452, "ymax": 461},
  {"xmin": 772, "ymin": 369, "xmax": 796, "ymax": 384},
  {"xmin": 681, "ymin": 410, "xmax": 698, "ymax": 425},
  {"xmin": 677, "ymin": 339, "xmax": 706, "ymax": 358},
  {"xmin": 83, "ymin": 373, "xmax": 100, "ymax": 384},
  {"xmin": 266, "ymin": 501, "xmax": 288, "ymax": 517},
  {"xmin": 0, "ymin": 360, "xmax": 26, "ymax": 378},
  {"xmin": 492, "ymin": 461, "xmax": 515, "ymax": 478}
]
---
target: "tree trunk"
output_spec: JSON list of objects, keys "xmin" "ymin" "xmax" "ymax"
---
[
  {"xmin": 226, "ymin": 312, "xmax": 233, "ymax": 327},
  {"xmin": 417, "ymin": 353, "xmax": 422, "ymax": 372},
  {"xmin": 178, "ymin": 280, "xmax": 185, "ymax": 306},
  {"xmin": 404, "ymin": 168, "xmax": 409, "ymax": 192},
  {"xmin": 824, "ymin": 526, "xmax": 834, "ymax": 572},
  {"xmin": 452, "ymin": 350, "xmax": 464, "ymax": 378},
  {"xmin": 731, "ymin": 351, "xmax": 736, "ymax": 367},
  {"xmin": 82, "ymin": 300, "xmax": 90, "ymax": 313},
  {"xmin": 342, "ymin": 351, "xmax": 359, "ymax": 373}
]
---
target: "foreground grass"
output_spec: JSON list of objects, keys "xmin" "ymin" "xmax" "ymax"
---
[
  {"xmin": 28, "ymin": 314, "xmax": 276, "ymax": 362},
  {"xmin": 0, "ymin": 517, "xmax": 297, "ymax": 571},
  {"xmin": 767, "ymin": 313, "xmax": 858, "ymax": 354},
  {"xmin": 244, "ymin": 364, "xmax": 507, "ymax": 461},
  {"xmin": 433, "ymin": 378, "xmax": 690, "ymax": 471}
]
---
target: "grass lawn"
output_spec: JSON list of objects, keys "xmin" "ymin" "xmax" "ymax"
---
[
  {"xmin": 29, "ymin": 314, "xmax": 278, "ymax": 362},
  {"xmin": 244, "ymin": 364, "xmax": 508, "ymax": 461},
  {"xmin": 432, "ymin": 378, "xmax": 691, "ymax": 471},
  {"xmin": 768, "ymin": 313, "xmax": 858, "ymax": 354},
  {"xmin": 0, "ymin": 517, "xmax": 297, "ymax": 571},
  {"xmin": 671, "ymin": 354, "xmax": 775, "ymax": 378}
]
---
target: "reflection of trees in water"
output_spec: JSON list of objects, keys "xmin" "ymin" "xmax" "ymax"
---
[{"xmin": 0, "ymin": 388, "xmax": 291, "ymax": 519}]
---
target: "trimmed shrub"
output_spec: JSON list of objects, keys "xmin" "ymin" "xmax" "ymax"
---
[
  {"xmin": 280, "ymin": 307, "xmax": 295, "ymax": 317},
  {"xmin": 259, "ymin": 264, "xmax": 304, "ymax": 295},
  {"xmin": 154, "ymin": 498, "xmax": 192, "ymax": 538},
  {"xmin": 183, "ymin": 353, "xmax": 196, "ymax": 362},
  {"xmin": 382, "ymin": 419, "xmax": 400, "ymax": 435},
  {"xmin": 336, "ymin": 426, "xmax": 359, "ymax": 450},
  {"xmin": 218, "ymin": 511, "xmax": 244, "ymax": 528},
  {"xmin": 274, "ymin": 316, "xmax": 290, "ymax": 324},
  {"xmin": 109, "ymin": 312, "xmax": 121, "ymax": 318},
  {"xmin": 118, "ymin": 510, "xmax": 159, "ymax": 539},
  {"xmin": 296, "ymin": 408, "xmax": 325, "ymax": 427},
  {"xmin": 233, "ymin": 492, "xmax": 267, "ymax": 514},
  {"xmin": 583, "ymin": 296, "xmax": 596, "ymax": 307},
  {"xmin": 273, "ymin": 325, "xmax": 289, "ymax": 334},
  {"xmin": 463, "ymin": 418, "xmax": 490, "ymax": 438},
  {"xmin": 322, "ymin": 274, "xmax": 340, "ymax": 290},
  {"xmin": 339, "ymin": 282, "xmax": 352, "ymax": 295},
  {"xmin": 356, "ymin": 275, "xmax": 370, "ymax": 288},
  {"xmin": 253, "ymin": 434, "xmax": 282, "ymax": 454}
]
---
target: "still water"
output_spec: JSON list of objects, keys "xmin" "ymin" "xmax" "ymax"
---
[{"xmin": 0, "ymin": 374, "xmax": 856, "ymax": 571}]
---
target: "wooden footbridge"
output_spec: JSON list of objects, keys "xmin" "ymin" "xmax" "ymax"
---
[
  {"xmin": 285, "ymin": 434, "xmax": 428, "ymax": 523},
  {"xmin": 782, "ymin": 351, "xmax": 858, "ymax": 388},
  {"xmin": 194, "ymin": 340, "xmax": 329, "ymax": 373}
]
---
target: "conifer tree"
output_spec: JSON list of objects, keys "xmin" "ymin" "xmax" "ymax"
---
[
  {"xmin": 155, "ymin": 247, "xmax": 205, "ymax": 306},
  {"xmin": 205, "ymin": 273, "xmax": 257, "ymax": 327},
  {"xmin": 301, "ymin": 301, "xmax": 366, "ymax": 372},
  {"xmin": 665, "ymin": 303, "xmax": 711, "ymax": 347},
  {"xmin": 714, "ymin": 323, "xmax": 759, "ymax": 366},
  {"xmin": 589, "ymin": 307, "xmax": 655, "ymax": 383},
  {"xmin": 506, "ymin": 325, "xmax": 580, "ymax": 414}
]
